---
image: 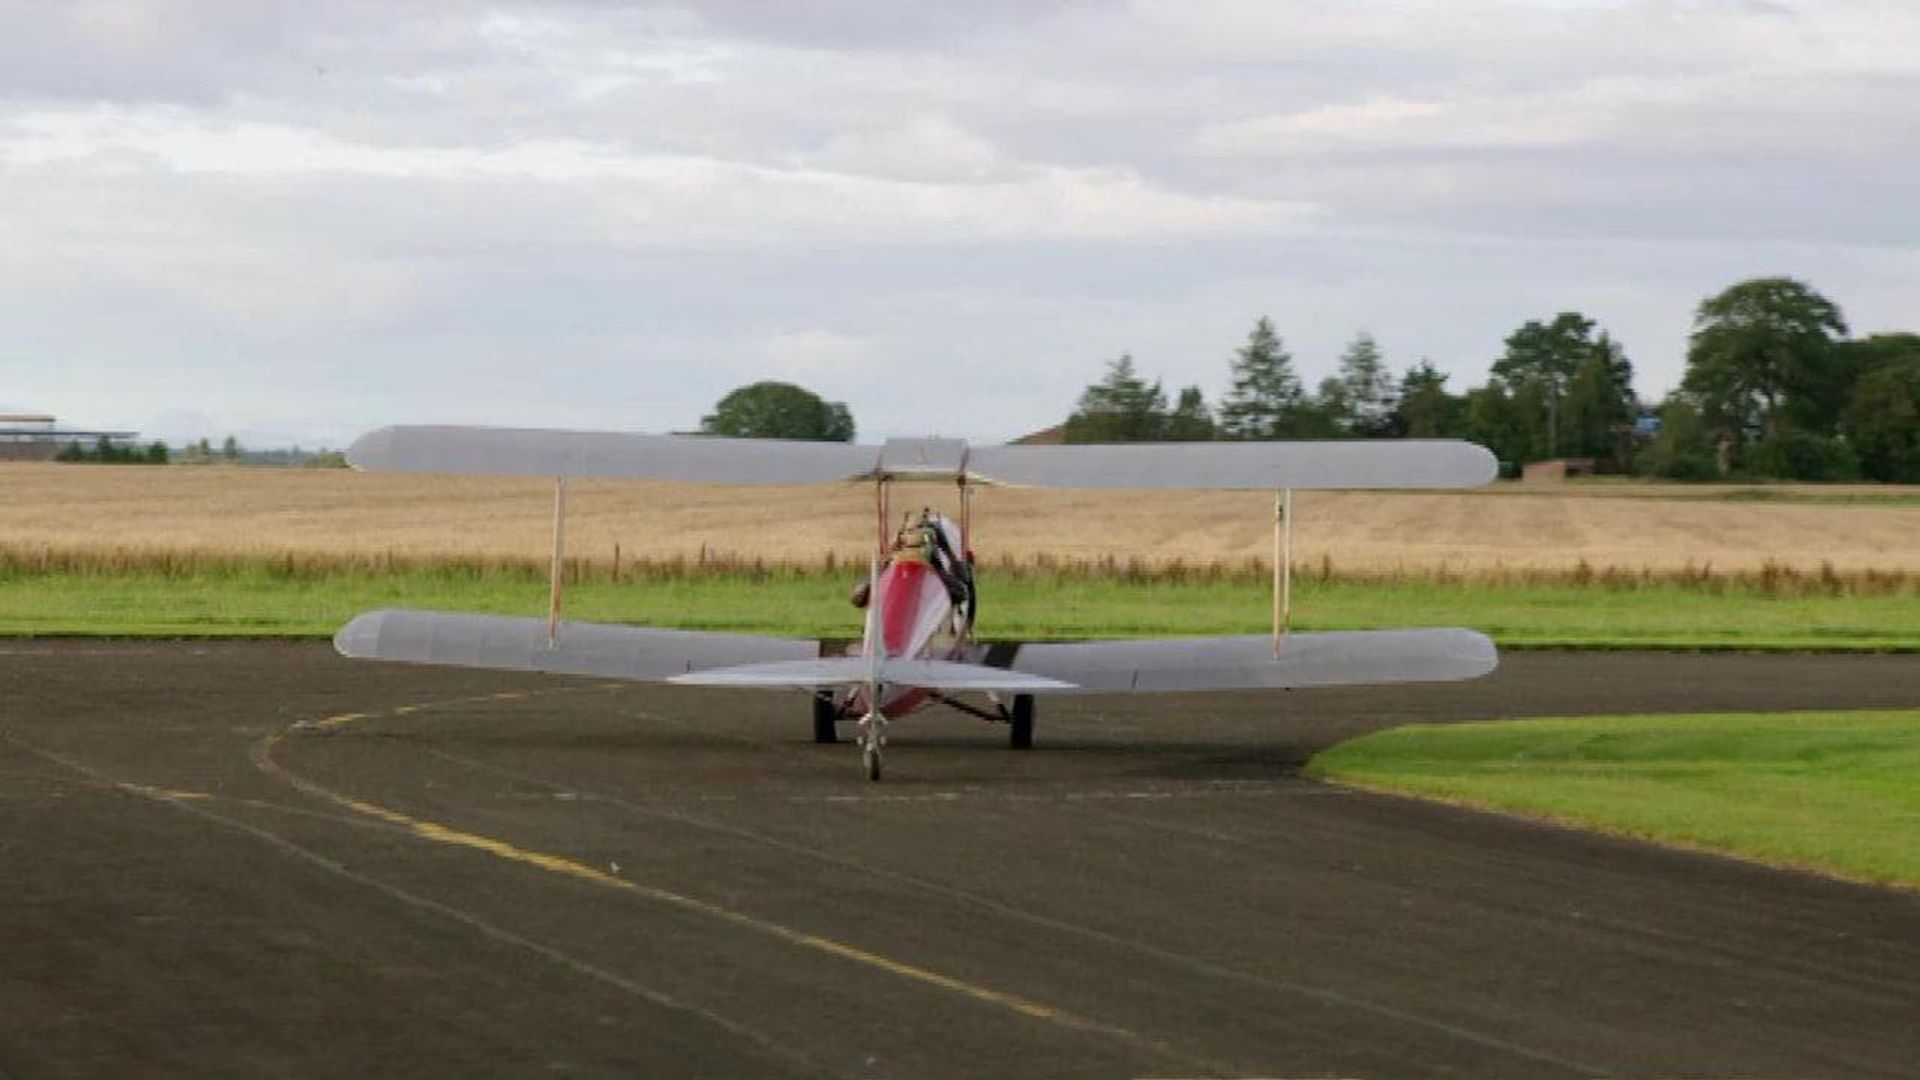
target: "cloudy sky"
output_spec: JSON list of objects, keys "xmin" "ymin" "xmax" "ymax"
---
[{"xmin": 3, "ymin": 1, "xmax": 1916, "ymax": 447}]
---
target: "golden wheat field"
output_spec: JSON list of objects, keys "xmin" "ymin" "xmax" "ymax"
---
[{"xmin": 5, "ymin": 462, "xmax": 1920, "ymax": 578}]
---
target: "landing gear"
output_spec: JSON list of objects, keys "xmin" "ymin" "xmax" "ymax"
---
[
  {"xmin": 856, "ymin": 710, "xmax": 887, "ymax": 781},
  {"xmin": 1009, "ymin": 694, "xmax": 1034, "ymax": 749},
  {"xmin": 812, "ymin": 693, "xmax": 839, "ymax": 744}
]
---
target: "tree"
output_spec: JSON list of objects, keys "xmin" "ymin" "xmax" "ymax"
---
[
  {"xmin": 1392, "ymin": 361, "xmax": 1461, "ymax": 438},
  {"xmin": 1560, "ymin": 333, "xmax": 1636, "ymax": 468},
  {"xmin": 1062, "ymin": 355, "xmax": 1170, "ymax": 443},
  {"xmin": 1638, "ymin": 395, "xmax": 1718, "ymax": 480},
  {"xmin": 1163, "ymin": 385, "xmax": 1217, "ymax": 440},
  {"xmin": 1313, "ymin": 374, "xmax": 1347, "ymax": 434},
  {"xmin": 1218, "ymin": 317, "xmax": 1305, "ymax": 439},
  {"xmin": 1278, "ymin": 377, "xmax": 1337, "ymax": 438},
  {"xmin": 1841, "ymin": 334, "xmax": 1920, "ymax": 482},
  {"xmin": 1492, "ymin": 312, "xmax": 1631, "ymax": 460},
  {"xmin": 1744, "ymin": 431, "xmax": 1859, "ymax": 481},
  {"xmin": 1461, "ymin": 380, "xmax": 1529, "ymax": 475},
  {"xmin": 1843, "ymin": 331, "xmax": 1920, "ymax": 375},
  {"xmin": 145, "ymin": 441, "xmax": 169, "ymax": 464},
  {"xmin": 1682, "ymin": 277, "xmax": 1849, "ymax": 449},
  {"xmin": 700, "ymin": 381, "xmax": 856, "ymax": 442},
  {"xmin": 221, "ymin": 435, "xmax": 240, "ymax": 462},
  {"xmin": 1330, "ymin": 333, "xmax": 1396, "ymax": 436}
]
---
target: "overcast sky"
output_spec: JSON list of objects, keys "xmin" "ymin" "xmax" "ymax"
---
[{"xmin": 3, "ymin": 0, "xmax": 1915, "ymax": 447}]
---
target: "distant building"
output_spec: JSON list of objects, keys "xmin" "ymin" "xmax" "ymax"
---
[
  {"xmin": 0, "ymin": 414, "xmax": 141, "ymax": 462},
  {"xmin": 1521, "ymin": 458, "xmax": 1597, "ymax": 483}
]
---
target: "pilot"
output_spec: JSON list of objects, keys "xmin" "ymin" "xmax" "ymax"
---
[
  {"xmin": 851, "ymin": 511, "xmax": 970, "ymax": 610},
  {"xmin": 892, "ymin": 519, "xmax": 933, "ymax": 563}
]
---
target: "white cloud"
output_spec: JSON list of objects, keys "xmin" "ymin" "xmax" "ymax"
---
[
  {"xmin": 1195, "ymin": 95, "xmax": 1572, "ymax": 154},
  {"xmin": 806, "ymin": 115, "xmax": 1004, "ymax": 182},
  {"xmin": 749, "ymin": 329, "xmax": 884, "ymax": 382},
  {"xmin": 1, "ymin": 106, "xmax": 1317, "ymax": 258},
  {"xmin": 0, "ymin": 1, "xmax": 1915, "ymax": 445}
]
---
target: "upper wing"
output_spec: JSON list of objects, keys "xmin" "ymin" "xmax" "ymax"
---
[
  {"xmin": 347, "ymin": 426, "xmax": 878, "ymax": 484},
  {"xmin": 993, "ymin": 628, "xmax": 1496, "ymax": 693},
  {"xmin": 334, "ymin": 608, "xmax": 819, "ymax": 680},
  {"xmin": 347, "ymin": 425, "xmax": 1496, "ymax": 491},
  {"xmin": 967, "ymin": 441, "xmax": 1497, "ymax": 490}
]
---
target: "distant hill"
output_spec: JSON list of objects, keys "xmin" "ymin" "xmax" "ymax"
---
[{"xmin": 1010, "ymin": 424, "xmax": 1065, "ymax": 445}]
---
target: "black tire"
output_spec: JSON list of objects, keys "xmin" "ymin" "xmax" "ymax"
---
[
  {"xmin": 812, "ymin": 693, "xmax": 839, "ymax": 744},
  {"xmin": 1009, "ymin": 694, "xmax": 1035, "ymax": 750}
]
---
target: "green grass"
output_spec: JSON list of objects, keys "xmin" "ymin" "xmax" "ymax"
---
[
  {"xmin": 1308, "ymin": 710, "xmax": 1920, "ymax": 888},
  {"xmin": 2, "ymin": 566, "xmax": 1920, "ymax": 649}
]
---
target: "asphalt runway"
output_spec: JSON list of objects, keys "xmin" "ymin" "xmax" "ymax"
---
[{"xmin": 4, "ymin": 643, "xmax": 1919, "ymax": 1078}]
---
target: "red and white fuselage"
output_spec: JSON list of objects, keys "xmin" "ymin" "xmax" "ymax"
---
[{"xmin": 846, "ymin": 512, "xmax": 969, "ymax": 719}]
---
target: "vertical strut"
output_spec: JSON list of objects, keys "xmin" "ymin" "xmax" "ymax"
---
[
  {"xmin": 547, "ymin": 476, "xmax": 567, "ymax": 649},
  {"xmin": 1273, "ymin": 487, "xmax": 1292, "ymax": 658},
  {"xmin": 958, "ymin": 477, "xmax": 972, "ymax": 553},
  {"xmin": 875, "ymin": 476, "xmax": 892, "ymax": 557}
]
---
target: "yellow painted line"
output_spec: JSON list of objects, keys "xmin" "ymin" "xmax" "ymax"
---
[
  {"xmin": 260, "ymin": 694, "xmax": 1203, "ymax": 1065},
  {"xmin": 313, "ymin": 778, "xmax": 1085, "ymax": 1027},
  {"xmin": 120, "ymin": 783, "xmax": 210, "ymax": 801},
  {"xmin": 295, "ymin": 711, "xmax": 368, "ymax": 732}
]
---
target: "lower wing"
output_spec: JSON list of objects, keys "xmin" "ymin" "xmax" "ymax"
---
[
  {"xmin": 335, "ymin": 611, "xmax": 1494, "ymax": 693},
  {"xmin": 333, "ymin": 608, "xmax": 819, "ymax": 680},
  {"xmin": 992, "ymin": 628, "xmax": 1496, "ymax": 692}
]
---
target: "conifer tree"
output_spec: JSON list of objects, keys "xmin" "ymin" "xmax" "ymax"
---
[
  {"xmin": 1163, "ymin": 385, "xmax": 1216, "ymax": 440},
  {"xmin": 1218, "ymin": 317, "xmax": 1303, "ymax": 440},
  {"xmin": 1393, "ymin": 360, "xmax": 1460, "ymax": 438},
  {"xmin": 1334, "ymin": 332, "xmax": 1397, "ymax": 435},
  {"xmin": 1062, "ymin": 355, "xmax": 1171, "ymax": 442}
]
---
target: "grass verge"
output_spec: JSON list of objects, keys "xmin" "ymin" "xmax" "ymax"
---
[
  {"xmin": 2, "ymin": 567, "xmax": 1919, "ymax": 649},
  {"xmin": 1308, "ymin": 710, "xmax": 1920, "ymax": 889}
]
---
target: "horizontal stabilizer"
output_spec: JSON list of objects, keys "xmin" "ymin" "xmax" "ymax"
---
[
  {"xmin": 670, "ymin": 657, "xmax": 1076, "ymax": 692},
  {"xmin": 333, "ymin": 609, "xmax": 817, "ymax": 680},
  {"xmin": 1000, "ymin": 628, "xmax": 1496, "ymax": 693}
]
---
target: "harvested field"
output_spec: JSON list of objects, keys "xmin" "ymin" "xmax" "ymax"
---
[{"xmin": 6, "ymin": 462, "xmax": 1920, "ymax": 577}]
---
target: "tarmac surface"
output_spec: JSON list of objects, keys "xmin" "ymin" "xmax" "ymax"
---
[{"xmin": 4, "ymin": 642, "xmax": 1920, "ymax": 1078}]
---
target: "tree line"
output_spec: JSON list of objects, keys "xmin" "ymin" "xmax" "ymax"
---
[
  {"xmin": 54, "ymin": 435, "xmax": 348, "ymax": 467},
  {"xmin": 1059, "ymin": 276, "xmax": 1920, "ymax": 482},
  {"xmin": 56, "ymin": 437, "xmax": 170, "ymax": 464}
]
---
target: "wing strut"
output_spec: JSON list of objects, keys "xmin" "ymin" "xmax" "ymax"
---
[
  {"xmin": 958, "ymin": 473, "xmax": 972, "ymax": 553},
  {"xmin": 1273, "ymin": 488, "xmax": 1292, "ymax": 658},
  {"xmin": 547, "ymin": 476, "xmax": 567, "ymax": 648}
]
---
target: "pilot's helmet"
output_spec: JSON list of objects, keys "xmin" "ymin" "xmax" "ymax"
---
[{"xmin": 893, "ymin": 524, "xmax": 930, "ymax": 560}]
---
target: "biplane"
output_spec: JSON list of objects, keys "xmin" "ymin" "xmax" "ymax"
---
[{"xmin": 334, "ymin": 427, "xmax": 1499, "ymax": 779}]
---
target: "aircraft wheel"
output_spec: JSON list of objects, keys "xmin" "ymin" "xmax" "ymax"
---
[
  {"xmin": 812, "ymin": 693, "xmax": 839, "ymax": 744},
  {"xmin": 1009, "ymin": 694, "xmax": 1035, "ymax": 750},
  {"xmin": 863, "ymin": 744, "xmax": 882, "ymax": 781}
]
